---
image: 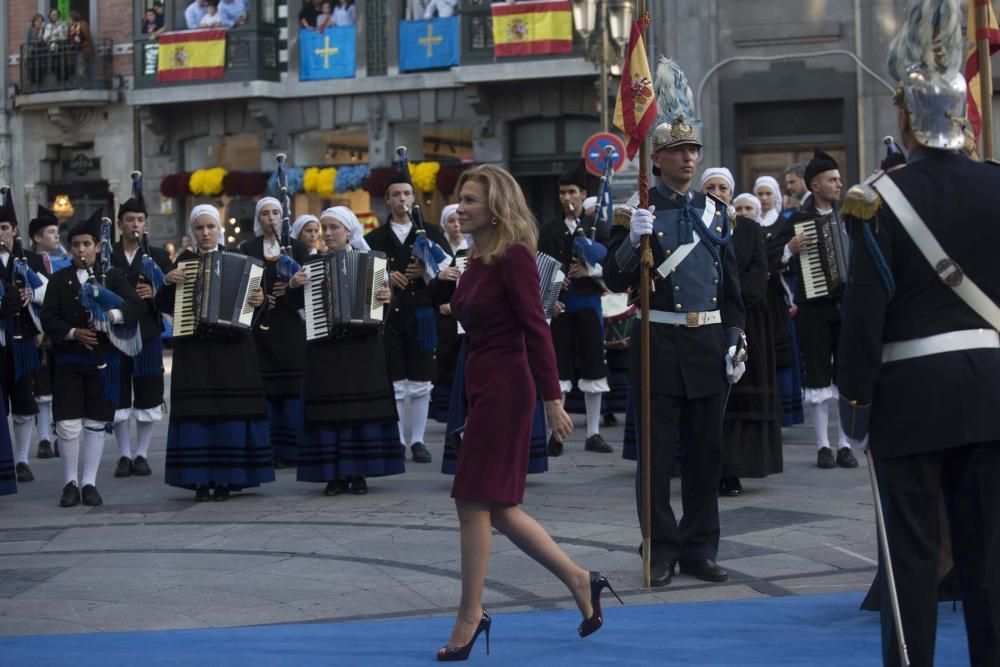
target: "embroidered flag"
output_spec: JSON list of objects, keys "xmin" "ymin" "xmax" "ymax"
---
[
  {"xmin": 299, "ymin": 26, "xmax": 356, "ymax": 81},
  {"xmin": 491, "ymin": 1, "xmax": 573, "ymax": 57},
  {"xmin": 156, "ymin": 29, "xmax": 226, "ymax": 83},
  {"xmin": 965, "ymin": 0, "xmax": 1000, "ymax": 141},
  {"xmin": 400, "ymin": 17, "xmax": 460, "ymax": 72},
  {"xmin": 613, "ymin": 19, "xmax": 657, "ymax": 160}
]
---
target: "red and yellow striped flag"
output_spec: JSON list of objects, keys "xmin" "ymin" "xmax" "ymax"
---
[
  {"xmin": 965, "ymin": 0, "xmax": 1000, "ymax": 141},
  {"xmin": 613, "ymin": 19, "xmax": 657, "ymax": 160},
  {"xmin": 491, "ymin": 1, "xmax": 573, "ymax": 57},
  {"xmin": 157, "ymin": 29, "xmax": 227, "ymax": 83}
]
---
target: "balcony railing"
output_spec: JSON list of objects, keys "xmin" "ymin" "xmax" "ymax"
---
[
  {"xmin": 133, "ymin": 26, "xmax": 280, "ymax": 89},
  {"xmin": 18, "ymin": 39, "xmax": 114, "ymax": 95}
]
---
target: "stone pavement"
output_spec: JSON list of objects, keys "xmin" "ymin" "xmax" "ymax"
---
[{"xmin": 0, "ymin": 359, "xmax": 878, "ymax": 637}]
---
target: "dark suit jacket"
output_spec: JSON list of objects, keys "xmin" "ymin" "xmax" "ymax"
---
[
  {"xmin": 0, "ymin": 248, "xmax": 49, "ymax": 338},
  {"xmin": 111, "ymin": 241, "xmax": 173, "ymax": 341},
  {"xmin": 538, "ymin": 213, "xmax": 607, "ymax": 299},
  {"xmin": 238, "ymin": 236, "xmax": 309, "ymax": 312},
  {"xmin": 837, "ymin": 149, "xmax": 1000, "ymax": 458},
  {"xmin": 364, "ymin": 220, "xmax": 450, "ymax": 307}
]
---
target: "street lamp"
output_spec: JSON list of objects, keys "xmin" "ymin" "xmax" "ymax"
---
[{"xmin": 572, "ymin": 0, "xmax": 634, "ymax": 132}]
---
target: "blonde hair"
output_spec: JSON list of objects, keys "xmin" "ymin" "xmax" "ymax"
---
[{"xmin": 457, "ymin": 164, "xmax": 537, "ymax": 265}]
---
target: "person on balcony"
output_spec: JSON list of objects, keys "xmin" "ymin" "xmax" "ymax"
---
[
  {"xmin": 25, "ymin": 14, "xmax": 46, "ymax": 86},
  {"xmin": 219, "ymin": 0, "xmax": 248, "ymax": 28},
  {"xmin": 67, "ymin": 11, "xmax": 93, "ymax": 85},
  {"xmin": 423, "ymin": 0, "xmax": 457, "ymax": 19},
  {"xmin": 333, "ymin": 0, "xmax": 356, "ymax": 26},
  {"xmin": 185, "ymin": 0, "xmax": 209, "ymax": 29},
  {"xmin": 299, "ymin": 0, "xmax": 322, "ymax": 29},
  {"xmin": 198, "ymin": 2, "xmax": 224, "ymax": 28},
  {"xmin": 142, "ymin": 9, "xmax": 165, "ymax": 39},
  {"xmin": 42, "ymin": 8, "xmax": 68, "ymax": 82},
  {"xmin": 316, "ymin": 2, "xmax": 334, "ymax": 32}
]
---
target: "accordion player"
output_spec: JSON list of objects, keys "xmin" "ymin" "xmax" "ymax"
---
[
  {"xmin": 793, "ymin": 213, "xmax": 849, "ymax": 302},
  {"xmin": 536, "ymin": 251, "xmax": 565, "ymax": 321},
  {"xmin": 171, "ymin": 250, "xmax": 266, "ymax": 337},
  {"xmin": 302, "ymin": 249, "xmax": 389, "ymax": 341}
]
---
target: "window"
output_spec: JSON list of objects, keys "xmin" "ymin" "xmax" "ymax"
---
[{"xmin": 183, "ymin": 134, "xmax": 263, "ymax": 171}]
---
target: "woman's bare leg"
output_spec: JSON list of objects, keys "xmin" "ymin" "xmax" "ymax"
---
[{"xmin": 445, "ymin": 499, "xmax": 493, "ymax": 648}]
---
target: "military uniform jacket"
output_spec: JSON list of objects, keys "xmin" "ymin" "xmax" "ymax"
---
[
  {"xmin": 0, "ymin": 248, "xmax": 49, "ymax": 339},
  {"xmin": 40, "ymin": 265, "xmax": 145, "ymax": 361},
  {"xmin": 111, "ymin": 241, "xmax": 173, "ymax": 342},
  {"xmin": 605, "ymin": 183, "xmax": 744, "ymax": 399},
  {"xmin": 364, "ymin": 220, "xmax": 451, "ymax": 308},
  {"xmin": 837, "ymin": 149, "xmax": 1000, "ymax": 458},
  {"xmin": 538, "ymin": 212, "xmax": 608, "ymax": 299}
]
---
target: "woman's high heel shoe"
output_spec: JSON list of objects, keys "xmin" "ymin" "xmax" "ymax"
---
[
  {"xmin": 578, "ymin": 571, "xmax": 624, "ymax": 638},
  {"xmin": 437, "ymin": 609, "xmax": 491, "ymax": 662}
]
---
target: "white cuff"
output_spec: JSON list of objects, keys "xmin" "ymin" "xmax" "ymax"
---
[
  {"xmin": 587, "ymin": 262, "xmax": 604, "ymax": 278},
  {"xmin": 782, "ymin": 244, "xmax": 794, "ymax": 265},
  {"xmin": 66, "ymin": 328, "xmax": 76, "ymax": 342},
  {"xmin": 108, "ymin": 309, "xmax": 124, "ymax": 324}
]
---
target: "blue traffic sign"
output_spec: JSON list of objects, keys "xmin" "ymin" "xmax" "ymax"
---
[{"xmin": 582, "ymin": 132, "xmax": 627, "ymax": 176}]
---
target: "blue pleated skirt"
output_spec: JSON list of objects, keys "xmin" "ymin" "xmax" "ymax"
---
[
  {"xmin": 777, "ymin": 314, "xmax": 805, "ymax": 427},
  {"xmin": 267, "ymin": 397, "xmax": 303, "ymax": 463},
  {"xmin": 165, "ymin": 419, "xmax": 275, "ymax": 490},
  {"xmin": 297, "ymin": 421, "xmax": 405, "ymax": 482}
]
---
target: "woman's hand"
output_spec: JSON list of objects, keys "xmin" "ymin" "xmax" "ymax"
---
[
  {"xmin": 272, "ymin": 281, "xmax": 288, "ymax": 298},
  {"xmin": 436, "ymin": 266, "xmax": 461, "ymax": 282},
  {"xmin": 439, "ymin": 303, "xmax": 452, "ymax": 316},
  {"xmin": 135, "ymin": 283, "xmax": 154, "ymax": 300},
  {"xmin": 377, "ymin": 286, "xmax": 391, "ymax": 303},
  {"xmin": 544, "ymin": 400, "xmax": 573, "ymax": 442},
  {"xmin": 390, "ymin": 270, "xmax": 409, "ymax": 290},
  {"xmin": 165, "ymin": 268, "xmax": 186, "ymax": 285},
  {"xmin": 248, "ymin": 287, "xmax": 264, "ymax": 307},
  {"xmin": 288, "ymin": 270, "xmax": 310, "ymax": 289}
]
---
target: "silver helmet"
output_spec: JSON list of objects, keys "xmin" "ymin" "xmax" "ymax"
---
[
  {"xmin": 651, "ymin": 58, "xmax": 703, "ymax": 152},
  {"xmin": 888, "ymin": 0, "xmax": 966, "ymax": 150}
]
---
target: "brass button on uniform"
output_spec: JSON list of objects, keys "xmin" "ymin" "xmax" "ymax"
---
[
  {"xmin": 711, "ymin": 297, "xmax": 718, "ymax": 304},
  {"xmin": 675, "ymin": 303, "xmax": 682, "ymax": 311},
  {"xmin": 713, "ymin": 278, "xmax": 719, "ymax": 285},
  {"xmin": 715, "ymin": 226, "xmax": 722, "ymax": 233},
  {"xmin": 674, "ymin": 285, "xmax": 681, "ymax": 292},
  {"xmin": 657, "ymin": 232, "xmax": 664, "ymax": 238}
]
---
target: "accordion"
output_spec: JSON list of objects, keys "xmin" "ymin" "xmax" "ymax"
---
[
  {"xmin": 302, "ymin": 249, "xmax": 388, "ymax": 341},
  {"xmin": 794, "ymin": 214, "xmax": 850, "ymax": 301},
  {"xmin": 172, "ymin": 251, "xmax": 265, "ymax": 337},
  {"xmin": 536, "ymin": 252, "xmax": 565, "ymax": 320}
]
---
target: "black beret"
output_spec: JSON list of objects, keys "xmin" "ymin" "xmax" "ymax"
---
[{"xmin": 804, "ymin": 149, "xmax": 840, "ymax": 188}]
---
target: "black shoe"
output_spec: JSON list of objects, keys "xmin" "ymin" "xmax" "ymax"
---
[
  {"xmin": 81, "ymin": 484, "xmax": 103, "ymax": 507},
  {"xmin": 602, "ymin": 412, "xmax": 618, "ymax": 427},
  {"xmin": 114, "ymin": 456, "xmax": 133, "ymax": 478},
  {"xmin": 37, "ymin": 439, "xmax": 54, "ymax": 459},
  {"xmin": 411, "ymin": 442, "xmax": 432, "ymax": 463},
  {"xmin": 350, "ymin": 477, "xmax": 368, "ymax": 495},
  {"xmin": 324, "ymin": 480, "xmax": 347, "ymax": 496},
  {"xmin": 584, "ymin": 434, "xmax": 614, "ymax": 453},
  {"xmin": 650, "ymin": 561, "xmax": 674, "ymax": 587},
  {"xmin": 679, "ymin": 558, "xmax": 729, "ymax": 582},
  {"xmin": 212, "ymin": 485, "xmax": 230, "ymax": 502},
  {"xmin": 132, "ymin": 456, "xmax": 152, "ymax": 476},
  {"xmin": 836, "ymin": 447, "xmax": 859, "ymax": 469},
  {"xmin": 719, "ymin": 477, "xmax": 742, "ymax": 497},
  {"xmin": 15, "ymin": 462, "xmax": 34, "ymax": 483},
  {"xmin": 60, "ymin": 482, "xmax": 81, "ymax": 507},
  {"xmin": 547, "ymin": 434, "xmax": 563, "ymax": 457},
  {"xmin": 273, "ymin": 458, "xmax": 288, "ymax": 469},
  {"xmin": 54, "ymin": 440, "xmax": 60, "ymax": 458},
  {"xmin": 817, "ymin": 447, "xmax": 836, "ymax": 469},
  {"xmin": 195, "ymin": 485, "xmax": 211, "ymax": 502}
]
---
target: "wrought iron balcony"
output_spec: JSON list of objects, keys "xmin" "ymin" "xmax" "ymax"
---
[{"xmin": 17, "ymin": 39, "xmax": 114, "ymax": 95}]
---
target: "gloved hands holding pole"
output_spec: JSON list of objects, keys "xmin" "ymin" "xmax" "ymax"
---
[{"xmin": 630, "ymin": 206, "xmax": 656, "ymax": 247}]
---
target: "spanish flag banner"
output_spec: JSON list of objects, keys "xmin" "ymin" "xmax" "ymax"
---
[
  {"xmin": 491, "ymin": 1, "xmax": 573, "ymax": 58},
  {"xmin": 965, "ymin": 0, "xmax": 1000, "ymax": 141},
  {"xmin": 613, "ymin": 19, "xmax": 657, "ymax": 160},
  {"xmin": 157, "ymin": 29, "xmax": 227, "ymax": 83}
]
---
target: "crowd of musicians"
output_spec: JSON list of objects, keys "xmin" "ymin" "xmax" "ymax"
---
[{"xmin": 2, "ymin": 0, "xmax": 1000, "ymax": 660}]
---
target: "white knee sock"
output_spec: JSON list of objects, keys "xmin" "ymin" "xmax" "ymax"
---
[
  {"xmin": 81, "ymin": 429, "xmax": 105, "ymax": 487},
  {"xmin": 61, "ymin": 435, "xmax": 80, "ymax": 485},
  {"xmin": 113, "ymin": 420, "xmax": 132, "ymax": 459},
  {"xmin": 409, "ymin": 393, "xmax": 430, "ymax": 445},
  {"xmin": 808, "ymin": 400, "xmax": 831, "ymax": 450},
  {"xmin": 396, "ymin": 398, "xmax": 407, "ymax": 444},
  {"xmin": 36, "ymin": 400, "xmax": 53, "ymax": 442},
  {"xmin": 584, "ymin": 392, "xmax": 602, "ymax": 437},
  {"xmin": 136, "ymin": 421, "xmax": 155, "ymax": 458},
  {"xmin": 12, "ymin": 417, "xmax": 33, "ymax": 465}
]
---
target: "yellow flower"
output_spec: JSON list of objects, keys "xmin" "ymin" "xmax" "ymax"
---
[
  {"xmin": 318, "ymin": 167, "xmax": 338, "ymax": 196},
  {"xmin": 303, "ymin": 167, "xmax": 321, "ymax": 194},
  {"xmin": 189, "ymin": 168, "xmax": 227, "ymax": 196},
  {"xmin": 411, "ymin": 161, "xmax": 441, "ymax": 193}
]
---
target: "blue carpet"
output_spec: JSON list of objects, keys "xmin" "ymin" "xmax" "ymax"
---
[{"xmin": 0, "ymin": 593, "xmax": 969, "ymax": 666}]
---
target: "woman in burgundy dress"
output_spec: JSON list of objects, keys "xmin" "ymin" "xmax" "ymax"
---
[{"xmin": 437, "ymin": 165, "xmax": 620, "ymax": 661}]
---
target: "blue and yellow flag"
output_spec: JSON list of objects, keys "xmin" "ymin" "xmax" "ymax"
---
[
  {"xmin": 399, "ymin": 17, "xmax": 459, "ymax": 73},
  {"xmin": 299, "ymin": 27, "xmax": 355, "ymax": 80}
]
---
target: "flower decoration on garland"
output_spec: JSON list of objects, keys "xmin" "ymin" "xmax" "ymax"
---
[
  {"xmin": 189, "ymin": 168, "xmax": 227, "ymax": 196},
  {"xmin": 222, "ymin": 171, "xmax": 268, "ymax": 197},
  {"xmin": 436, "ymin": 164, "xmax": 472, "ymax": 197},
  {"xmin": 365, "ymin": 167, "xmax": 395, "ymax": 198},
  {"xmin": 304, "ymin": 167, "xmax": 338, "ymax": 196},
  {"xmin": 267, "ymin": 166, "xmax": 305, "ymax": 196},
  {"xmin": 159, "ymin": 172, "xmax": 192, "ymax": 198},
  {"xmin": 335, "ymin": 165, "xmax": 370, "ymax": 192},
  {"xmin": 411, "ymin": 161, "xmax": 441, "ymax": 193}
]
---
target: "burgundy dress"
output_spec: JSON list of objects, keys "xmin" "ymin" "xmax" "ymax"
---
[{"xmin": 450, "ymin": 243, "xmax": 562, "ymax": 504}]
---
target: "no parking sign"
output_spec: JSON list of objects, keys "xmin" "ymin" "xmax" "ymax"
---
[{"xmin": 582, "ymin": 133, "xmax": 627, "ymax": 177}]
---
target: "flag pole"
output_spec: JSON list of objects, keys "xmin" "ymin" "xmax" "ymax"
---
[
  {"xmin": 976, "ymin": 0, "xmax": 996, "ymax": 159},
  {"xmin": 636, "ymin": 0, "xmax": 653, "ymax": 590}
]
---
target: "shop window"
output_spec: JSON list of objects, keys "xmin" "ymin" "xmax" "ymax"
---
[{"xmin": 183, "ymin": 134, "xmax": 262, "ymax": 172}]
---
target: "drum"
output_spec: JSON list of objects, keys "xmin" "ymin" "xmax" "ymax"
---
[{"xmin": 602, "ymin": 292, "xmax": 636, "ymax": 350}]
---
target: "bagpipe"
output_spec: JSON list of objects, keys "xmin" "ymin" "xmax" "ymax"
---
[
  {"xmin": 0, "ymin": 185, "xmax": 44, "ymax": 381},
  {"xmin": 396, "ymin": 146, "xmax": 447, "ymax": 283},
  {"xmin": 131, "ymin": 171, "xmax": 167, "ymax": 292},
  {"xmin": 79, "ymin": 217, "xmax": 143, "ymax": 359},
  {"xmin": 259, "ymin": 153, "xmax": 302, "ymax": 331}
]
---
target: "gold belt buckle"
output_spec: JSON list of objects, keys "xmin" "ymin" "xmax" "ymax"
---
[{"xmin": 686, "ymin": 311, "xmax": 700, "ymax": 327}]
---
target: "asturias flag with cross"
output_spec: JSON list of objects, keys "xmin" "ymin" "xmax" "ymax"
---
[
  {"xmin": 299, "ymin": 26, "xmax": 355, "ymax": 81},
  {"xmin": 399, "ymin": 17, "xmax": 459, "ymax": 72}
]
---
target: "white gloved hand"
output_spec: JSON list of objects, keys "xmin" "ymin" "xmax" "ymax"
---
[
  {"xmin": 629, "ymin": 206, "xmax": 656, "ymax": 248},
  {"xmin": 725, "ymin": 345, "xmax": 746, "ymax": 384},
  {"xmin": 845, "ymin": 436, "xmax": 870, "ymax": 453}
]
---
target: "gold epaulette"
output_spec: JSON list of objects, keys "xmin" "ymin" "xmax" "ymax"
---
[
  {"xmin": 842, "ymin": 183, "xmax": 881, "ymax": 220},
  {"xmin": 612, "ymin": 204, "xmax": 635, "ymax": 230}
]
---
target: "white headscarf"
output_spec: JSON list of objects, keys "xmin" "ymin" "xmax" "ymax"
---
[
  {"xmin": 254, "ymin": 196, "xmax": 282, "ymax": 237},
  {"xmin": 581, "ymin": 196, "xmax": 598, "ymax": 213},
  {"xmin": 320, "ymin": 206, "xmax": 370, "ymax": 251},
  {"xmin": 439, "ymin": 203, "xmax": 459, "ymax": 227},
  {"xmin": 189, "ymin": 204, "xmax": 225, "ymax": 249},
  {"xmin": 290, "ymin": 214, "xmax": 319, "ymax": 240},
  {"xmin": 753, "ymin": 176, "xmax": 783, "ymax": 226},
  {"xmin": 698, "ymin": 167, "xmax": 735, "ymax": 194},
  {"xmin": 732, "ymin": 193, "xmax": 763, "ymax": 224}
]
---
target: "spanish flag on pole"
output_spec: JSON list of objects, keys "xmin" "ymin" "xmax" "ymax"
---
[
  {"xmin": 965, "ymin": 0, "xmax": 1000, "ymax": 141},
  {"xmin": 613, "ymin": 19, "xmax": 657, "ymax": 160},
  {"xmin": 157, "ymin": 29, "xmax": 227, "ymax": 83},
  {"xmin": 491, "ymin": 1, "xmax": 573, "ymax": 57}
]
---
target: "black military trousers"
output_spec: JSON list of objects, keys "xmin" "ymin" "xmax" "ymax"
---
[
  {"xmin": 633, "ymin": 390, "xmax": 723, "ymax": 564},
  {"xmin": 877, "ymin": 443, "xmax": 1000, "ymax": 667}
]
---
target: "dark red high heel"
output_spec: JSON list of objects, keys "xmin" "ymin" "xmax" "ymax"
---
[
  {"xmin": 437, "ymin": 609, "xmax": 491, "ymax": 661},
  {"xmin": 578, "ymin": 571, "xmax": 624, "ymax": 638}
]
